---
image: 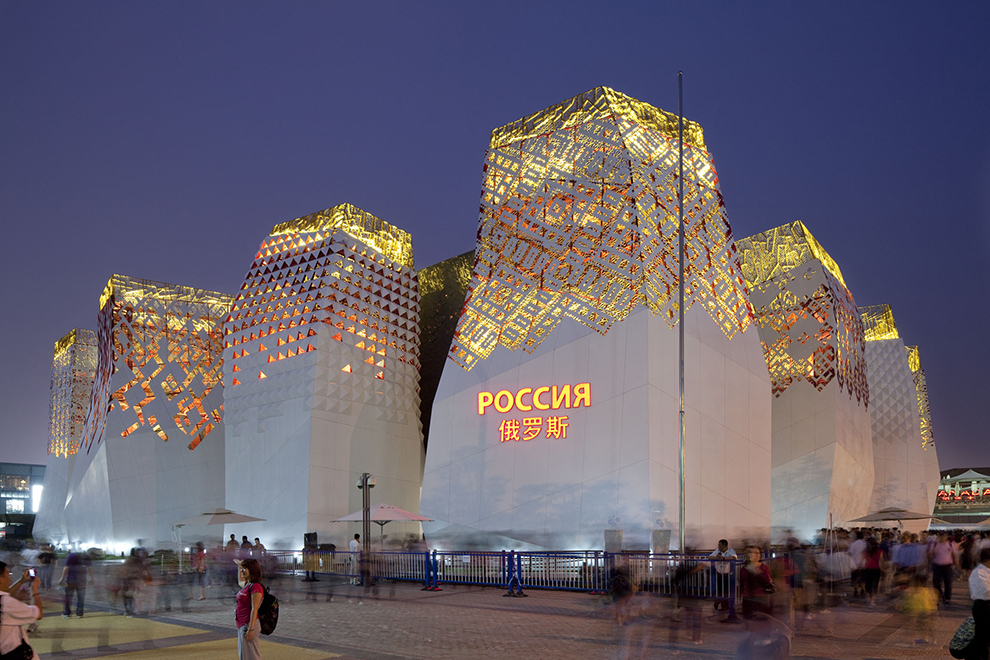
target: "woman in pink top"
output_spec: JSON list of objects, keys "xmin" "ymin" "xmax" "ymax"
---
[
  {"xmin": 931, "ymin": 532, "xmax": 959, "ymax": 605},
  {"xmin": 862, "ymin": 537, "xmax": 884, "ymax": 606},
  {"xmin": 235, "ymin": 559, "xmax": 264, "ymax": 660}
]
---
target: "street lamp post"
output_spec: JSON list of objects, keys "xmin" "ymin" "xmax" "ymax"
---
[{"xmin": 356, "ymin": 472, "xmax": 375, "ymax": 585}]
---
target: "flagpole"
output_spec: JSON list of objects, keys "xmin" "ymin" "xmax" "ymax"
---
[{"xmin": 677, "ymin": 71, "xmax": 686, "ymax": 554}]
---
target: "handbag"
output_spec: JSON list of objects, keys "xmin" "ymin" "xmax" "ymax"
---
[
  {"xmin": 0, "ymin": 595, "xmax": 35, "ymax": 660},
  {"xmin": 0, "ymin": 640, "xmax": 34, "ymax": 660},
  {"xmin": 949, "ymin": 615, "xmax": 975, "ymax": 659}
]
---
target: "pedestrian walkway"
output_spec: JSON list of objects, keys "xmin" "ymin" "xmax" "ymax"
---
[
  {"xmin": 29, "ymin": 600, "xmax": 339, "ymax": 659},
  {"xmin": 30, "ymin": 575, "xmax": 972, "ymax": 659}
]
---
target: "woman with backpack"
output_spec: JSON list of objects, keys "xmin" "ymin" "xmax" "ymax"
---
[{"xmin": 235, "ymin": 558, "xmax": 264, "ymax": 659}]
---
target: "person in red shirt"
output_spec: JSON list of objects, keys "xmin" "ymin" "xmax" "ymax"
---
[
  {"xmin": 739, "ymin": 546, "xmax": 774, "ymax": 619},
  {"xmin": 235, "ymin": 559, "xmax": 264, "ymax": 659},
  {"xmin": 862, "ymin": 537, "xmax": 884, "ymax": 606}
]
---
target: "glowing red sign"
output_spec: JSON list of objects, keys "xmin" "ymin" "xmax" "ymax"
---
[{"xmin": 478, "ymin": 383, "xmax": 590, "ymax": 415}]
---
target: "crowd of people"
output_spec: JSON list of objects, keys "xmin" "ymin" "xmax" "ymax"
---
[
  {"xmin": 5, "ymin": 528, "xmax": 990, "ymax": 658},
  {"xmin": 0, "ymin": 536, "xmax": 275, "ymax": 660},
  {"xmin": 600, "ymin": 527, "xmax": 990, "ymax": 656}
]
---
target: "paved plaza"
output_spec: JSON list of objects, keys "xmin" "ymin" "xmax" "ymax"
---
[{"xmin": 21, "ymin": 571, "xmax": 972, "ymax": 659}]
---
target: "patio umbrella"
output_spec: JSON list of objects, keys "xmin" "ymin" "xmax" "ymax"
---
[
  {"xmin": 332, "ymin": 504, "xmax": 433, "ymax": 547},
  {"xmin": 848, "ymin": 507, "xmax": 949, "ymax": 526},
  {"xmin": 174, "ymin": 508, "xmax": 266, "ymax": 526},
  {"xmin": 173, "ymin": 508, "xmax": 267, "ymax": 571}
]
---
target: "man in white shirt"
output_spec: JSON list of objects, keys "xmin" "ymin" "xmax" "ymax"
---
[
  {"xmin": 969, "ymin": 548, "xmax": 990, "ymax": 660},
  {"xmin": 848, "ymin": 532, "xmax": 869, "ymax": 597},
  {"xmin": 349, "ymin": 534, "xmax": 360, "ymax": 585},
  {"xmin": 709, "ymin": 540, "xmax": 737, "ymax": 613},
  {"xmin": 0, "ymin": 560, "xmax": 43, "ymax": 658}
]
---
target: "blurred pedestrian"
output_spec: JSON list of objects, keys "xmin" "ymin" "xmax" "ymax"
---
[
  {"xmin": 59, "ymin": 551, "xmax": 93, "ymax": 618},
  {"xmin": 862, "ymin": 536, "xmax": 884, "ymax": 606},
  {"xmin": 670, "ymin": 553, "xmax": 704, "ymax": 644},
  {"xmin": 608, "ymin": 555, "xmax": 635, "ymax": 626},
  {"xmin": 121, "ymin": 548, "xmax": 151, "ymax": 617},
  {"xmin": 848, "ymin": 531, "xmax": 867, "ymax": 598},
  {"xmin": 190, "ymin": 542, "xmax": 207, "ymax": 601},
  {"xmin": 740, "ymin": 546, "xmax": 774, "ymax": 619},
  {"xmin": 931, "ymin": 532, "xmax": 959, "ymax": 605},
  {"xmin": 36, "ymin": 545, "xmax": 55, "ymax": 591},
  {"xmin": 903, "ymin": 575, "xmax": 937, "ymax": 644}
]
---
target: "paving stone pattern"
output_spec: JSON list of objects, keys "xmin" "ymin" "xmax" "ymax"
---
[{"xmin": 75, "ymin": 573, "xmax": 971, "ymax": 660}]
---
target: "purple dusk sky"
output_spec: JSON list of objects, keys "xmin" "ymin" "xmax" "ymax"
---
[{"xmin": 1, "ymin": 2, "xmax": 988, "ymax": 470}]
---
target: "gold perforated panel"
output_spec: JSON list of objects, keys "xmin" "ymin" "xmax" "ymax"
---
[
  {"xmin": 449, "ymin": 87, "xmax": 753, "ymax": 370},
  {"xmin": 270, "ymin": 203, "xmax": 414, "ymax": 270},
  {"xmin": 226, "ymin": 209, "xmax": 420, "ymax": 420},
  {"xmin": 49, "ymin": 329, "xmax": 97, "ymax": 456},
  {"xmin": 738, "ymin": 225, "xmax": 868, "ymax": 404},
  {"xmin": 906, "ymin": 345, "xmax": 934, "ymax": 450},
  {"xmin": 860, "ymin": 304, "xmax": 899, "ymax": 342},
  {"xmin": 82, "ymin": 276, "xmax": 231, "ymax": 452}
]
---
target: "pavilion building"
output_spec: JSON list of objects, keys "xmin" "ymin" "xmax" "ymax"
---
[
  {"xmin": 420, "ymin": 87, "xmax": 772, "ymax": 551},
  {"xmin": 858, "ymin": 304, "xmax": 940, "ymax": 530},
  {"xmin": 221, "ymin": 203, "xmax": 425, "ymax": 548},
  {"xmin": 736, "ymin": 222, "xmax": 874, "ymax": 537},
  {"xmin": 33, "ymin": 330, "xmax": 98, "ymax": 543},
  {"xmin": 43, "ymin": 276, "xmax": 231, "ymax": 550}
]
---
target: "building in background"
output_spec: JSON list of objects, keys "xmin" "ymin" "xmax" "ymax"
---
[
  {"xmin": 931, "ymin": 468, "xmax": 990, "ymax": 527},
  {"xmin": 736, "ymin": 221, "xmax": 873, "ymax": 537},
  {"xmin": 0, "ymin": 463, "xmax": 46, "ymax": 539},
  {"xmin": 34, "ymin": 330, "xmax": 98, "ymax": 543},
  {"xmin": 421, "ymin": 87, "xmax": 772, "ymax": 551},
  {"xmin": 859, "ymin": 304, "xmax": 940, "ymax": 530},
  {"xmin": 41, "ymin": 276, "xmax": 231, "ymax": 551},
  {"xmin": 222, "ymin": 203, "xmax": 425, "ymax": 549}
]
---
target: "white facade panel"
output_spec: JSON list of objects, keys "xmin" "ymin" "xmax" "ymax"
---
[
  {"xmin": 222, "ymin": 206, "xmax": 425, "ymax": 549},
  {"xmin": 50, "ymin": 277, "xmax": 231, "ymax": 551},
  {"xmin": 422, "ymin": 306, "xmax": 772, "ymax": 550}
]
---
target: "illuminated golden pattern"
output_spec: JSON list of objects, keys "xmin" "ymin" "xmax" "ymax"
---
[
  {"xmin": 906, "ymin": 345, "xmax": 921, "ymax": 373},
  {"xmin": 226, "ymin": 206, "xmax": 420, "ymax": 422},
  {"xmin": 449, "ymin": 87, "xmax": 753, "ymax": 371},
  {"xmin": 82, "ymin": 275, "xmax": 232, "ymax": 452},
  {"xmin": 492, "ymin": 86, "xmax": 706, "ymax": 151},
  {"xmin": 906, "ymin": 345, "xmax": 934, "ymax": 450},
  {"xmin": 736, "ymin": 221, "xmax": 848, "ymax": 292},
  {"xmin": 738, "ymin": 225, "xmax": 868, "ymax": 404},
  {"xmin": 270, "ymin": 202, "xmax": 414, "ymax": 270},
  {"xmin": 860, "ymin": 304, "xmax": 899, "ymax": 341},
  {"xmin": 49, "ymin": 329, "xmax": 97, "ymax": 456}
]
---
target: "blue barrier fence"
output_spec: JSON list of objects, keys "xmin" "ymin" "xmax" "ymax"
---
[{"xmin": 263, "ymin": 549, "xmax": 738, "ymax": 615}]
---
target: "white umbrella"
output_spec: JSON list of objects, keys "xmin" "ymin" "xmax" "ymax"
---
[
  {"xmin": 848, "ymin": 507, "xmax": 949, "ymax": 526},
  {"xmin": 174, "ymin": 508, "xmax": 266, "ymax": 526},
  {"xmin": 332, "ymin": 504, "xmax": 432, "ymax": 548},
  {"xmin": 173, "ymin": 508, "xmax": 266, "ymax": 571}
]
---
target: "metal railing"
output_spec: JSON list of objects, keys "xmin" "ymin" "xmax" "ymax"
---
[{"xmin": 167, "ymin": 548, "xmax": 738, "ymax": 613}]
